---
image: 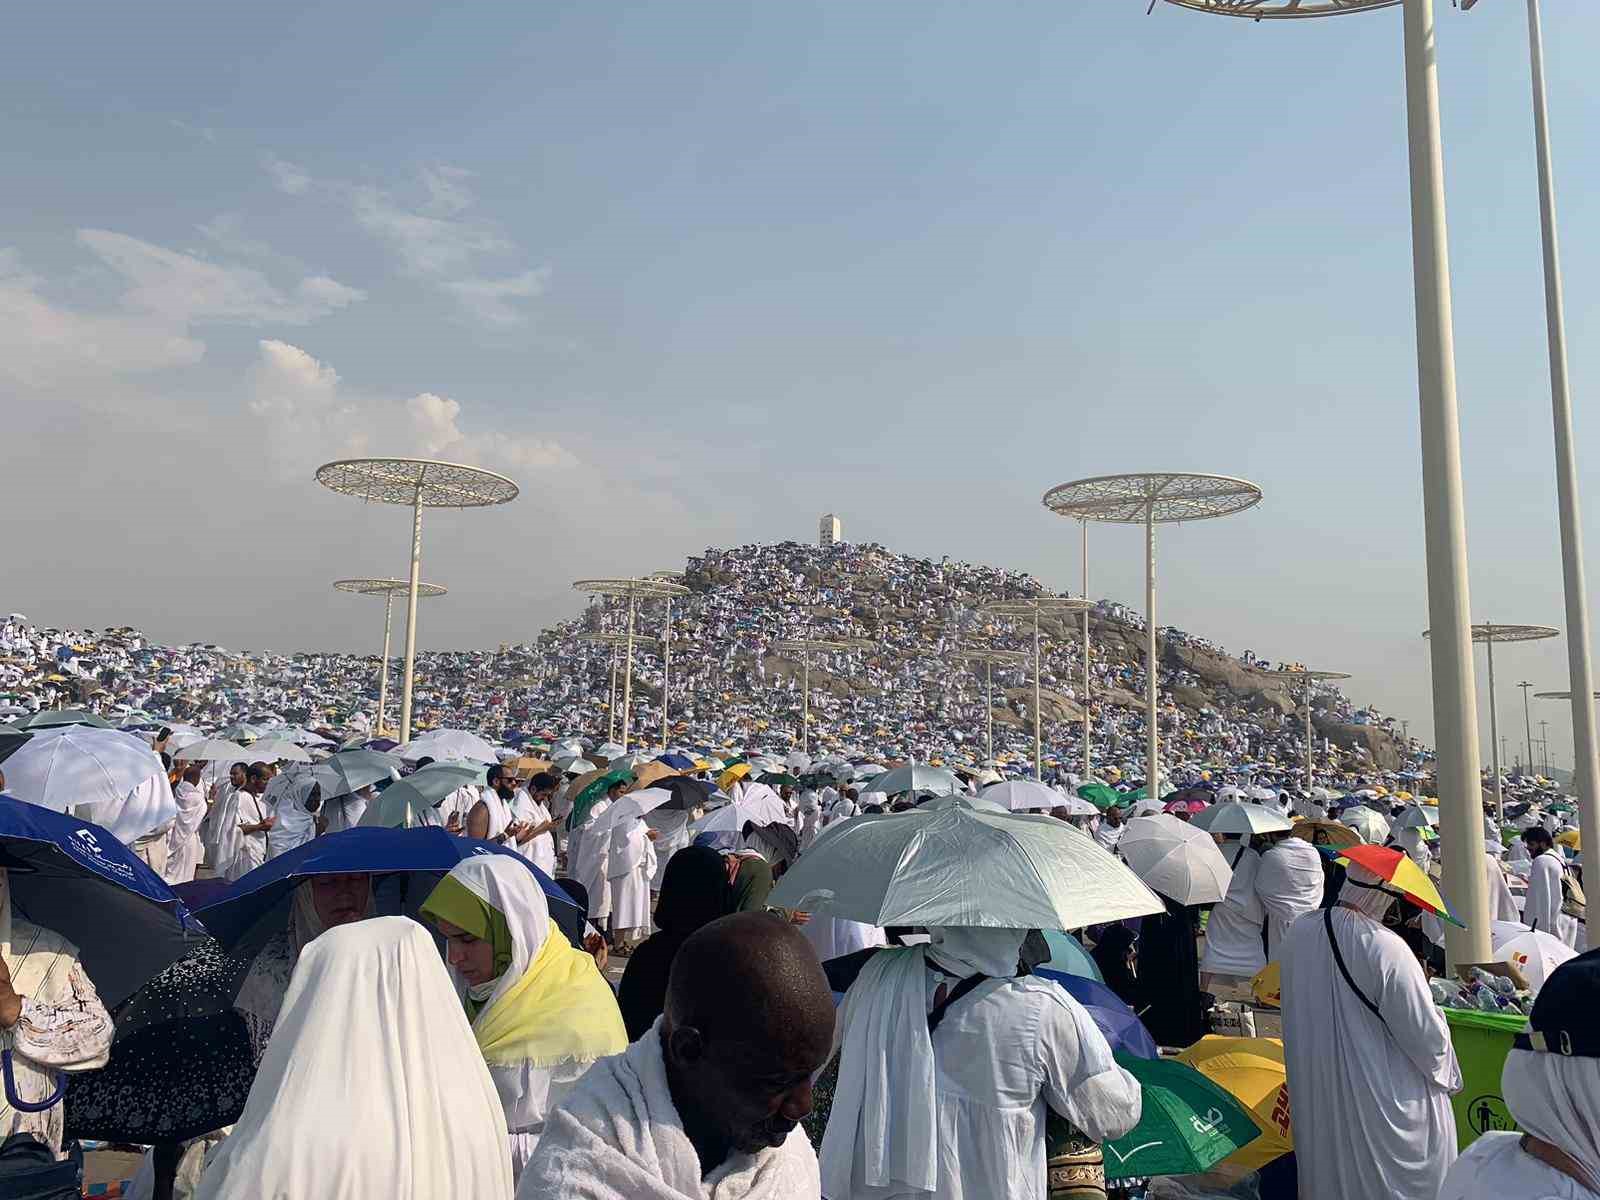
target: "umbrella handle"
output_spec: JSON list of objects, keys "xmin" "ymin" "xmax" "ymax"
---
[{"xmin": 2, "ymin": 1049, "xmax": 66, "ymax": 1113}]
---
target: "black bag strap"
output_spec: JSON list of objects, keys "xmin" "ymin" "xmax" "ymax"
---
[
  {"xmin": 927, "ymin": 974, "xmax": 988, "ymax": 1034},
  {"xmin": 1324, "ymin": 908, "xmax": 1385, "ymax": 1027}
]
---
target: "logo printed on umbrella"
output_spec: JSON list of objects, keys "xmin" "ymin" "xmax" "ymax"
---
[
  {"xmin": 66, "ymin": 826, "xmax": 137, "ymax": 881},
  {"xmin": 1189, "ymin": 1107, "xmax": 1225, "ymax": 1137}
]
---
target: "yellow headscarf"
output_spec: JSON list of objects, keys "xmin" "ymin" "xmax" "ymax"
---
[{"xmin": 422, "ymin": 856, "xmax": 626, "ymax": 1068}]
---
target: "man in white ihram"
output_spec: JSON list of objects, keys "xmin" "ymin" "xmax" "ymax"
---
[
  {"xmin": 1254, "ymin": 829, "xmax": 1324, "ymax": 959},
  {"xmin": 1278, "ymin": 863, "xmax": 1460, "ymax": 1200}
]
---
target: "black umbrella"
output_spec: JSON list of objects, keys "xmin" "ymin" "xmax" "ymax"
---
[
  {"xmin": 660, "ymin": 776, "xmax": 715, "ymax": 811},
  {"xmin": 65, "ymin": 940, "xmax": 256, "ymax": 1144},
  {"xmin": 0, "ymin": 731, "xmax": 32, "ymax": 766}
]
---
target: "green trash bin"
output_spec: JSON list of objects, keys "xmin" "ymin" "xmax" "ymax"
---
[{"xmin": 1444, "ymin": 1007, "xmax": 1526, "ymax": 1150}]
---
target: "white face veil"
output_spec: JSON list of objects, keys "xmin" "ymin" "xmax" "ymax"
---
[
  {"xmin": 1338, "ymin": 863, "xmax": 1400, "ymax": 922},
  {"xmin": 1502, "ymin": 1048, "xmax": 1600, "ymax": 1188}
]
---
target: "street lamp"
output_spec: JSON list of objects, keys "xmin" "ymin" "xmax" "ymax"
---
[
  {"xmin": 954, "ymin": 647, "xmax": 1030, "ymax": 764},
  {"xmin": 980, "ymin": 597, "xmax": 1093, "ymax": 781},
  {"xmin": 316, "ymin": 458, "xmax": 518, "ymax": 744},
  {"xmin": 578, "ymin": 630, "xmax": 658, "ymax": 745},
  {"xmin": 1270, "ymin": 669, "xmax": 1351, "ymax": 795},
  {"xmin": 1424, "ymin": 623, "xmax": 1558, "ymax": 821},
  {"xmin": 649, "ymin": 571, "xmax": 688, "ymax": 751},
  {"xmin": 772, "ymin": 637, "xmax": 866, "ymax": 756},
  {"xmin": 332, "ymin": 578, "xmax": 447, "ymax": 736},
  {"xmin": 1156, "ymin": 0, "xmax": 1492, "ymax": 967},
  {"xmin": 1043, "ymin": 472, "xmax": 1262, "ymax": 799},
  {"xmin": 572, "ymin": 578, "xmax": 689, "ymax": 752}
]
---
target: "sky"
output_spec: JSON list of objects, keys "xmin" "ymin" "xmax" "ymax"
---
[{"xmin": 4, "ymin": 1, "xmax": 1600, "ymax": 770}]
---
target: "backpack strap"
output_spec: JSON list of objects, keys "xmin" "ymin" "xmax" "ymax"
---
[
  {"xmin": 1324, "ymin": 908, "xmax": 1385, "ymax": 1027},
  {"xmin": 927, "ymin": 974, "xmax": 988, "ymax": 1034}
]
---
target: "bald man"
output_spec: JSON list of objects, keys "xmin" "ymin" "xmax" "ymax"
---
[{"xmin": 517, "ymin": 912, "xmax": 833, "ymax": 1199}]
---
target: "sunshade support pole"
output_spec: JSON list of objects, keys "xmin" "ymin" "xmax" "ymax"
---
[
  {"xmin": 1304, "ymin": 676, "xmax": 1314, "ymax": 795},
  {"xmin": 622, "ymin": 591, "xmax": 636, "ymax": 752},
  {"xmin": 398, "ymin": 478, "xmax": 424, "ymax": 745},
  {"xmin": 986, "ymin": 661, "xmax": 994, "ymax": 764},
  {"xmin": 1485, "ymin": 631, "xmax": 1503, "ymax": 824},
  {"xmin": 1145, "ymin": 495, "xmax": 1158, "ymax": 803},
  {"xmin": 1524, "ymin": 0, "xmax": 1600, "ymax": 865},
  {"xmin": 1404, "ymin": 0, "xmax": 1491, "ymax": 968},
  {"xmin": 378, "ymin": 592, "xmax": 394, "ymax": 737},
  {"xmin": 661, "ymin": 596, "xmax": 672, "ymax": 752},
  {"xmin": 1520, "ymin": 681, "xmax": 1535, "ymax": 777},
  {"xmin": 1033, "ymin": 609, "xmax": 1042, "ymax": 781},
  {"xmin": 1082, "ymin": 519, "xmax": 1092, "ymax": 781},
  {"xmin": 801, "ymin": 649, "xmax": 811, "ymax": 756},
  {"xmin": 607, "ymin": 645, "xmax": 618, "ymax": 744}
]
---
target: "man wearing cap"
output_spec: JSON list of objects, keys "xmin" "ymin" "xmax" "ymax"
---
[
  {"xmin": 1278, "ymin": 863, "xmax": 1461, "ymax": 1200},
  {"xmin": 1438, "ymin": 947, "xmax": 1600, "ymax": 1199}
]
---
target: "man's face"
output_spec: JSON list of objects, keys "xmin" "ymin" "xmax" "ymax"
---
[
  {"xmin": 230, "ymin": 765, "xmax": 246, "ymax": 787},
  {"xmin": 309, "ymin": 873, "xmax": 368, "ymax": 926},
  {"xmin": 668, "ymin": 1019, "xmax": 832, "ymax": 1154},
  {"xmin": 494, "ymin": 774, "xmax": 516, "ymax": 800},
  {"xmin": 1106, "ymin": 806, "xmax": 1124, "ymax": 826}
]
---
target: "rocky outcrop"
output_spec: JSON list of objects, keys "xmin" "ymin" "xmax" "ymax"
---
[{"xmin": 1313, "ymin": 716, "xmax": 1403, "ymax": 771}]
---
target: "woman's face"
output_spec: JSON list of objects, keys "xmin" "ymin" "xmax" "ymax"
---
[
  {"xmin": 436, "ymin": 918, "xmax": 498, "ymax": 986},
  {"xmin": 309, "ymin": 873, "xmax": 369, "ymax": 927}
]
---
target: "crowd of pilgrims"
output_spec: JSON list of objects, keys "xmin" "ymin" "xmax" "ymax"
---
[{"xmin": 1, "ymin": 734, "xmax": 1598, "ymax": 1200}]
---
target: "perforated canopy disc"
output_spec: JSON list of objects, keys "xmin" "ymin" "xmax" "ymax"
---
[
  {"xmin": 1422, "ymin": 624, "xmax": 1560, "ymax": 645},
  {"xmin": 1270, "ymin": 668, "xmax": 1351, "ymax": 682},
  {"xmin": 573, "ymin": 578, "xmax": 692, "ymax": 601},
  {"xmin": 333, "ymin": 578, "xmax": 447, "ymax": 598},
  {"xmin": 579, "ymin": 631, "xmax": 660, "ymax": 647},
  {"xmin": 1536, "ymin": 691, "xmax": 1600, "ymax": 701},
  {"xmin": 315, "ymin": 458, "xmax": 519, "ymax": 508},
  {"xmin": 980, "ymin": 597, "xmax": 1092, "ymax": 620},
  {"xmin": 954, "ymin": 647, "xmax": 1030, "ymax": 665},
  {"xmin": 773, "ymin": 638, "xmax": 867, "ymax": 654},
  {"xmin": 1043, "ymin": 473, "xmax": 1263, "ymax": 525},
  {"xmin": 1160, "ymin": 0, "xmax": 1398, "ymax": 18}
]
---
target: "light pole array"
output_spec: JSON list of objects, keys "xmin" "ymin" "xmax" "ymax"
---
[
  {"xmin": 316, "ymin": 458, "xmax": 518, "ymax": 744},
  {"xmin": 578, "ymin": 630, "xmax": 658, "ymax": 746},
  {"xmin": 1044, "ymin": 472, "xmax": 1262, "ymax": 799},
  {"xmin": 332, "ymin": 578, "xmax": 447, "ymax": 736},
  {"xmin": 955, "ymin": 647, "xmax": 1030, "ymax": 764},
  {"xmin": 772, "ymin": 637, "xmax": 866, "ymax": 756},
  {"xmin": 1272, "ymin": 669, "xmax": 1352, "ymax": 795},
  {"xmin": 980, "ymin": 597, "xmax": 1092, "ymax": 781},
  {"xmin": 650, "ymin": 571, "xmax": 687, "ymax": 751},
  {"xmin": 572, "ymin": 578, "xmax": 689, "ymax": 752}
]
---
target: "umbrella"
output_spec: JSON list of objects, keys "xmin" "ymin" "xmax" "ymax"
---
[
  {"xmin": 8, "ymin": 709, "xmax": 111, "ymax": 730},
  {"xmin": 656, "ymin": 753, "xmax": 696, "ymax": 770},
  {"xmin": 174, "ymin": 738, "xmax": 250, "ymax": 763},
  {"xmin": 3, "ymin": 725, "xmax": 165, "ymax": 816},
  {"xmin": 1335, "ymin": 844, "xmax": 1463, "ymax": 927},
  {"xmin": 65, "ymin": 939, "xmax": 254, "ymax": 1144},
  {"xmin": 1394, "ymin": 804, "xmax": 1439, "ymax": 831},
  {"xmin": 585, "ymin": 787, "xmax": 675, "ymax": 835},
  {"xmin": 1039, "ymin": 930, "xmax": 1104, "ymax": 983},
  {"xmin": 401, "ymin": 728, "xmax": 500, "ymax": 764},
  {"xmin": 758, "ymin": 772, "xmax": 800, "ymax": 789},
  {"xmin": 239, "ymin": 738, "xmax": 312, "ymax": 764},
  {"xmin": 1077, "ymin": 783, "xmax": 1125, "ymax": 811},
  {"xmin": 1163, "ymin": 798, "xmax": 1208, "ymax": 816},
  {"xmin": 717, "ymin": 763, "xmax": 753, "ymax": 792},
  {"xmin": 658, "ymin": 776, "xmax": 716, "ymax": 811},
  {"xmin": 769, "ymin": 796, "xmax": 1163, "ymax": 931},
  {"xmin": 1103, "ymin": 1052, "xmax": 1261, "ymax": 1181},
  {"xmin": 1491, "ymin": 921, "xmax": 1575, "ymax": 992},
  {"xmin": 0, "ymin": 796, "xmax": 196, "ymax": 1009},
  {"xmin": 1556, "ymin": 828, "xmax": 1581, "ymax": 850},
  {"xmin": 981, "ymin": 779, "xmax": 1062, "ymax": 812},
  {"xmin": 1292, "ymin": 819, "xmax": 1360, "ymax": 849},
  {"xmin": 689, "ymin": 790, "xmax": 790, "ymax": 838},
  {"xmin": 358, "ymin": 762, "xmax": 484, "ymax": 827},
  {"xmin": 0, "ymin": 731, "xmax": 32, "ymax": 767},
  {"xmin": 311, "ymin": 748, "xmax": 400, "ymax": 799},
  {"xmin": 216, "ymin": 723, "xmax": 266, "ymax": 742},
  {"xmin": 865, "ymin": 763, "xmax": 960, "ymax": 798},
  {"xmin": 557, "ymin": 757, "xmax": 595, "ymax": 776},
  {"xmin": 630, "ymin": 761, "xmax": 681, "ymax": 791},
  {"xmin": 1339, "ymin": 804, "xmax": 1391, "ymax": 844},
  {"xmin": 594, "ymin": 741, "xmax": 626, "ymax": 761},
  {"xmin": 1116, "ymin": 814, "xmax": 1233, "ymax": 906},
  {"xmin": 1130, "ymin": 798, "xmax": 1167, "ymax": 818},
  {"xmin": 1173, "ymin": 1036, "xmax": 1293, "ymax": 1171},
  {"xmin": 1190, "ymin": 802, "xmax": 1293, "ymax": 836},
  {"xmin": 1037, "ymin": 969, "xmax": 1158, "ymax": 1060},
  {"xmin": 193, "ymin": 826, "xmax": 584, "ymax": 952}
]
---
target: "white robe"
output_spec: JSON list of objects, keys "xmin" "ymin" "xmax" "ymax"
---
[
  {"xmin": 802, "ymin": 916, "xmax": 886, "ymax": 965},
  {"xmin": 222, "ymin": 789, "xmax": 272, "ymax": 881},
  {"xmin": 163, "ymin": 781, "xmax": 206, "ymax": 884},
  {"xmin": 1485, "ymin": 852, "xmax": 1521, "ymax": 925},
  {"xmin": 570, "ymin": 802, "xmax": 612, "ymax": 923},
  {"xmin": 1199, "ymin": 846, "xmax": 1267, "ymax": 979},
  {"xmin": 1525, "ymin": 851, "xmax": 1579, "ymax": 949},
  {"xmin": 644, "ymin": 812, "xmax": 689, "ymax": 890},
  {"xmin": 608, "ymin": 820, "xmax": 656, "ymax": 933},
  {"xmin": 513, "ymin": 794, "xmax": 558, "ymax": 877},
  {"xmin": 1437, "ymin": 1131, "xmax": 1599, "ymax": 1200},
  {"xmin": 265, "ymin": 776, "xmax": 319, "ymax": 860},
  {"xmin": 321, "ymin": 792, "xmax": 368, "ymax": 834},
  {"xmin": 1255, "ymin": 837, "xmax": 1325, "ymax": 959},
  {"xmin": 1279, "ymin": 906, "xmax": 1460, "ymax": 1200},
  {"xmin": 516, "ymin": 1018, "xmax": 819, "ymax": 1200}
]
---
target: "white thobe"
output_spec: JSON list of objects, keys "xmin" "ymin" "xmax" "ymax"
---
[
  {"xmin": 570, "ymin": 802, "xmax": 612, "ymax": 923},
  {"xmin": 1092, "ymin": 821, "xmax": 1124, "ymax": 851},
  {"xmin": 607, "ymin": 820, "xmax": 655, "ymax": 933},
  {"xmin": 1525, "ymin": 851, "xmax": 1579, "ymax": 949},
  {"xmin": 438, "ymin": 785, "xmax": 479, "ymax": 831},
  {"xmin": 163, "ymin": 781, "xmax": 206, "ymax": 884},
  {"xmin": 803, "ymin": 916, "xmax": 886, "ymax": 965},
  {"xmin": 321, "ymin": 793, "xmax": 368, "ymax": 834},
  {"xmin": 1255, "ymin": 837, "xmax": 1325, "ymax": 958},
  {"xmin": 1279, "ymin": 907, "xmax": 1460, "ymax": 1200},
  {"xmin": 226, "ymin": 791, "xmax": 272, "ymax": 881},
  {"xmin": 1485, "ymin": 853, "xmax": 1521, "ymax": 925},
  {"xmin": 643, "ymin": 811, "xmax": 689, "ymax": 891},
  {"xmin": 512, "ymin": 794, "xmax": 557, "ymax": 876},
  {"xmin": 1199, "ymin": 846, "xmax": 1267, "ymax": 979},
  {"xmin": 1437, "ymin": 1131, "xmax": 1599, "ymax": 1200}
]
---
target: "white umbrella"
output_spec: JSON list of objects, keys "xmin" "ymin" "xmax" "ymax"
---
[
  {"xmin": 1190, "ymin": 802, "xmax": 1294, "ymax": 836},
  {"xmin": 586, "ymin": 787, "xmax": 675, "ymax": 835},
  {"xmin": 770, "ymin": 796, "xmax": 1162, "ymax": 930},
  {"xmin": 1491, "ymin": 921, "xmax": 1575, "ymax": 992},
  {"xmin": 240, "ymin": 738, "xmax": 312, "ymax": 764},
  {"xmin": 403, "ymin": 729, "xmax": 500, "ymax": 764},
  {"xmin": 4, "ymin": 726, "xmax": 165, "ymax": 815},
  {"xmin": 1395, "ymin": 805, "xmax": 1439, "ymax": 831},
  {"xmin": 981, "ymin": 779, "xmax": 1062, "ymax": 812},
  {"xmin": 1130, "ymin": 798, "xmax": 1167, "ymax": 818},
  {"xmin": 174, "ymin": 738, "xmax": 250, "ymax": 763},
  {"xmin": 1340, "ymin": 805, "xmax": 1392, "ymax": 845},
  {"xmin": 689, "ymin": 783, "xmax": 789, "ymax": 835},
  {"xmin": 1216, "ymin": 785, "xmax": 1246, "ymax": 803},
  {"xmin": 1248, "ymin": 786, "xmax": 1279, "ymax": 803},
  {"xmin": 866, "ymin": 763, "xmax": 961, "ymax": 798},
  {"xmin": 559, "ymin": 758, "xmax": 596, "ymax": 776},
  {"xmin": 595, "ymin": 742, "xmax": 626, "ymax": 761},
  {"xmin": 1054, "ymin": 793, "xmax": 1100, "ymax": 817},
  {"xmin": 1117, "ymin": 814, "xmax": 1233, "ymax": 906}
]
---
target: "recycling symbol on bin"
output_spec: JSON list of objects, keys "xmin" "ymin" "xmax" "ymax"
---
[{"xmin": 1467, "ymin": 1094, "xmax": 1516, "ymax": 1136}]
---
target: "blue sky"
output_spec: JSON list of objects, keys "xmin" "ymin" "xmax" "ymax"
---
[{"xmin": 4, "ymin": 1, "xmax": 1599, "ymax": 767}]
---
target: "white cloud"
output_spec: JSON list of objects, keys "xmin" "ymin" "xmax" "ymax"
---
[
  {"xmin": 264, "ymin": 154, "xmax": 311, "ymax": 196},
  {"xmin": 419, "ymin": 165, "xmax": 476, "ymax": 217},
  {"xmin": 441, "ymin": 269, "xmax": 551, "ymax": 328},
  {"xmin": 347, "ymin": 184, "xmax": 510, "ymax": 277},
  {"xmin": 195, "ymin": 213, "xmax": 278, "ymax": 261},
  {"xmin": 79, "ymin": 229, "xmax": 365, "ymax": 326}
]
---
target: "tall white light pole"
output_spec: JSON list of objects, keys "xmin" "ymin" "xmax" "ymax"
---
[
  {"xmin": 333, "ymin": 578, "xmax": 447, "ymax": 736},
  {"xmin": 579, "ymin": 629, "xmax": 658, "ymax": 748},
  {"xmin": 1462, "ymin": 0, "xmax": 1600, "ymax": 860},
  {"xmin": 956, "ymin": 648, "xmax": 1029, "ymax": 763},
  {"xmin": 1158, "ymin": 0, "xmax": 1492, "ymax": 968},
  {"xmin": 982, "ymin": 597, "xmax": 1092, "ymax": 781},
  {"xmin": 773, "ymin": 637, "xmax": 863, "ymax": 755},
  {"xmin": 574, "ymin": 578, "xmax": 689, "ymax": 753},
  {"xmin": 1273, "ymin": 669, "xmax": 1352, "ymax": 795}
]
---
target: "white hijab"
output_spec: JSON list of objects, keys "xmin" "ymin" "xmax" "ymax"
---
[
  {"xmin": 1502, "ymin": 1048, "xmax": 1600, "ymax": 1191},
  {"xmin": 1338, "ymin": 863, "xmax": 1400, "ymax": 922},
  {"xmin": 195, "ymin": 917, "xmax": 512, "ymax": 1200}
]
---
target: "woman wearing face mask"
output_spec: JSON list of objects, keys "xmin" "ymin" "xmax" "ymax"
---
[{"xmin": 422, "ymin": 856, "xmax": 627, "ymax": 1186}]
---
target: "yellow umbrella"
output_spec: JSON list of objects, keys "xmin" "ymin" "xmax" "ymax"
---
[
  {"xmin": 1249, "ymin": 961, "xmax": 1281, "ymax": 1008},
  {"xmin": 1557, "ymin": 829, "xmax": 1581, "ymax": 850},
  {"xmin": 1175, "ymin": 1036, "xmax": 1293, "ymax": 1171},
  {"xmin": 631, "ymin": 761, "xmax": 681, "ymax": 791},
  {"xmin": 1292, "ymin": 820, "xmax": 1359, "ymax": 850},
  {"xmin": 717, "ymin": 763, "xmax": 752, "ymax": 792}
]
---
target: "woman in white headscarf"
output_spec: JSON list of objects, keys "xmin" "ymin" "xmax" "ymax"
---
[
  {"xmin": 0, "ymin": 869, "xmax": 114, "ymax": 1158},
  {"xmin": 422, "ymin": 856, "xmax": 627, "ymax": 1184},
  {"xmin": 821, "ymin": 926, "xmax": 1141, "ymax": 1200},
  {"xmin": 233, "ymin": 873, "xmax": 374, "ymax": 1063},
  {"xmin": 194, "ymin": 917, "xmax": 513, "ymax": 1200}
]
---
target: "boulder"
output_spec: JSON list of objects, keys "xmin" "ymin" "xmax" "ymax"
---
[{"xmin": 1314, "ymin": 717, "xmax": 1403, "ymax": 772}]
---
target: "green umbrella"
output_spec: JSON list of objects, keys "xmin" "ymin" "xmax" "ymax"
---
[
  {"xmin": 10, "ymin": 708, "xmax": 112, "ymax": 730},
  {"xmin": 359, "ymin": 763, "xmax": 485, "ymax": 828},
  {"xmin": 567, "ymin": 768, "xmax": 632, "ymax": 830},
  {"xmin": 1078, "ymin": 783, "xmax": 1124, "ymax": 811},
  {"xmin": 1103, "ymin": 1052, "xmax": 1260, "ymax": 1181},
  {"xmin": 759, "ymin": 772, "xmax": 800, "ymax": 789}
]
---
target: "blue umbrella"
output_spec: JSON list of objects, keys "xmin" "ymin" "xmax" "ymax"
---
[
  {"xmin": 193, "ymin": 827, "xmax": 584, "ymax": 952},
  {"xmin": 657, "ymin": 753, "xmax": 696, "ymax": 770},
  {"xmin": 1040, "ymin": 929, "xmax": 1104, "ymax": 983},
  {"xmin": 0, "ymin": 794, "xmax": 197, "ymax": 1009},
  {"xmin": 1037, "ymin": 968, "xmax": 1159, "ymax": 1060}
]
